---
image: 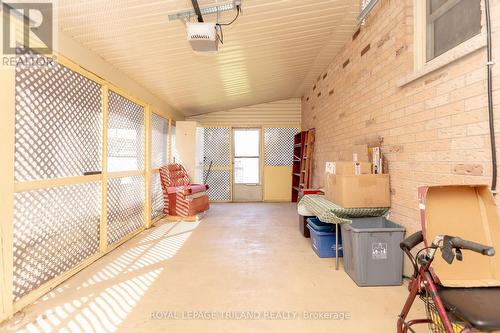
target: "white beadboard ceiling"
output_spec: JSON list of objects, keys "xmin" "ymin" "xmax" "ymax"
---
[
  {"xmin": 186, "ymin": 98, "xmax": 301, "ymax": 125},
  {"xmin": 57, "ymin": 0, "xmax": 360, "ymax": 116}
]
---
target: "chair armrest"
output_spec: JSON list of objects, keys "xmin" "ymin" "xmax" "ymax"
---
[
  {"xmin": 167, "ymin": 184, "xmax": 208, "ymax": 196},
  {"xmin": 167, "ymin": 187, "xmax": 181, "ymax": 194},
  {"xmin": 187, "ymin": 184, "xmax": 209, "ymax": 195}
]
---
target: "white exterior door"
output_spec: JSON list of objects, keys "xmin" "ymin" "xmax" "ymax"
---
[{"xmin": 232, "ymin": 128, "xmax": 262, "ymax": 202}]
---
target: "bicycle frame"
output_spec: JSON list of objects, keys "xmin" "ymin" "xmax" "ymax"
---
[
  {"xmin": 397, "ymin": 267, "xmax": 451, "ymax": 332},
  {"xmin": 397, "ymin": 237, "xmax": 477, "ymax": 333}
]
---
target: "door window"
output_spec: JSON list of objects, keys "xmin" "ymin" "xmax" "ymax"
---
[{"xmin": 233, "ymin": 129, "xmax": 260, "ymax": 184}]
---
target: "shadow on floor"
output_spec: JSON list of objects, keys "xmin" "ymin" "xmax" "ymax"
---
[{"xmin": 1, "ymin": 220, "xmax": 199, "ymax": 333}]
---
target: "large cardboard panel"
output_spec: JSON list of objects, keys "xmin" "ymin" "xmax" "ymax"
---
[
  {"xmin": 325, "ymin": 174, "xmax": 390, "ymax": 208},
  {"xmin": 419, "ymin": 185, "xmax": 500, "ymax": 287}
]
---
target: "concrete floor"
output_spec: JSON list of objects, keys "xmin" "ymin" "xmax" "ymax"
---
[{"xmin": 1, "ymin": 203, "xmax": 426, "ymax": 333}]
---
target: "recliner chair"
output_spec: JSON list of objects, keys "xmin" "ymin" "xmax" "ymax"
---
[{"xmin": 159, "ymin": 163, "xmax": 209, "ymax": 217}]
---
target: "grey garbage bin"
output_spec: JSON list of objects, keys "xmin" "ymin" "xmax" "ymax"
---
[{"xmin": 341, "ymin": 217, "xmax": 405, "ymax": 286}]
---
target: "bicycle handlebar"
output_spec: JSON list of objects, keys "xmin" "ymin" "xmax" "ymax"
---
[
  {"xmin": 448, "ymin": 237, "xmax": 495, "ymax": 256},
  {"xmin": 400, "ymin": 231, "xmax": 423, "ymax": 251},
  {"xmin": 440, "ymin": 235, "xmax": 495, "ymax": 264},
  {"xmin": 401, "ymin": 232, "xmax": 496, "ymax": 273}
]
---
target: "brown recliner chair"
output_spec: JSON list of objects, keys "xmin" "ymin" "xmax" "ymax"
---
[{"xmin": 159, "ymin": 163, "xmax": 209, "ymax": 217}]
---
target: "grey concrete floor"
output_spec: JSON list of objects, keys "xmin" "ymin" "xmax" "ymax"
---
[{"xmin": 1, "ymin": 203, "xmax": 426, "ymax": 333}]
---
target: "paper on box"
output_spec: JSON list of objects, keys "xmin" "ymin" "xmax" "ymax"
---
[
  {"xmin": 369, "ymin": 147, "xmax": 382, "ymax": 174},
  {"xmin": 325, "ymin": 162, "xmax": 335, "ymax": 174}
]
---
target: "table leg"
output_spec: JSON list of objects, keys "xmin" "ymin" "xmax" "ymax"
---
[{"xmin": 335, "ymin": 223, "xmax": 339, "ymax": 270}]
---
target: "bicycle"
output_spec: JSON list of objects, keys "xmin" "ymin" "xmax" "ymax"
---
[{"xmin": 397, "ymin": 231, "xmax": 500, "ymax": 333}]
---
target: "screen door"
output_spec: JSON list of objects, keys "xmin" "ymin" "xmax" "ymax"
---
[{"xmin": 232, "ymin": 128, "xmax": 262, "ymax": 202}]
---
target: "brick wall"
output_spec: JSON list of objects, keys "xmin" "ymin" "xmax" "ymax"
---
[{"xmin": 301, "ymin": 0, "xmax": 500, "ymax": 234}]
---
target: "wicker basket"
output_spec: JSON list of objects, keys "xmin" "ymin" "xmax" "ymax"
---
[{"xmin": 420, "ymin": 293, "xmax": 467, "ymax": 333}]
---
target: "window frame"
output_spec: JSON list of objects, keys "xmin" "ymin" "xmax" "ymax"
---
[
  {"xmin": 426, "ymin": 0, "xmax": 481, "ymax": 61},
  {"xmin": 413, "ymin": 0, "xmax": 485, "ymax": 72}
]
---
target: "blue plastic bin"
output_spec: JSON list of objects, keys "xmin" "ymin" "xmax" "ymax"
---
[
  {"xmin": 306, "ymin": 223, "xmax": 343, "ymax": 258},
  {"xmin": 307, "ymin": 217, "xmax": 336, "ymax": 233}
]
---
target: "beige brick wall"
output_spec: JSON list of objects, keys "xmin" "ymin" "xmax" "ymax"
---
[{"xmin": 301, "ymin": 0, "xmax": 500, "ymax": 234}]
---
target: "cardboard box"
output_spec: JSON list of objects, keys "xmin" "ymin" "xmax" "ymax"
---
[
  {"xmin": 351, "ymin": 144, "xmax": 369, "ymax": 162},
  {"xmin": 325, "ymin": 174, "xmax": 390, "ymax": 208},
  {"xmin": 419, "ymin": 185, "xmax": 500, "ymax": 287},
  {"xmin": 329, "ymin": 161, "xmax": 372, "ymax": 175}
]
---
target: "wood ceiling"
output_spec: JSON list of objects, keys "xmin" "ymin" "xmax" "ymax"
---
[{"xmin": 58, "ymin": 0, "xmax": 360, "ymax": 116}]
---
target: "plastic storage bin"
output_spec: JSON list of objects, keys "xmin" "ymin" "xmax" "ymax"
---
[
  {"xmin": 307, "ymin": 217, "xmax": 337, "ymax": 233},
  {"xmin": 342, "ymin": 217, "xmax": 405, "ymax": 286},
  {"xmin": 306, "ymin": 222, "xmax": 342, "ymax": 258}
]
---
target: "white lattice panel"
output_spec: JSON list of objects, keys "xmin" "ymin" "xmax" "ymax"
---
[
  {"xmin": 14, "ymin": 51, "xmax": 102, "ymax": 181},
  {"xmin": 151, "ymin": 113, "xmax": 168, "ymax": 168},
  {"xmin": 108, "ymin": 91, "xmax": 145, "ymax": 172},
  {"xmin": 151, "ymin": 172, "xmax": 163, "ymax": 219},
  {"xmin": 264, "ymin": 128, "xmax": 299, "ymax": 166},
  {"xmin": 13, "ymin": 183, "xmax": 101, "ymax": 300},
  {"xmin": 204, "ymin": 169, "xmax": 231, "ymax": 201},
  {"xmin": 203, "ymin": 127, "xmax": 230, "ymax": 166},
  {"xmin": 107, "ymin": 176, "xmax": 145, "ymax": 244},
  {"xmin": 171, "ymin": 125, "xmax": 181, "ymax": 163}
]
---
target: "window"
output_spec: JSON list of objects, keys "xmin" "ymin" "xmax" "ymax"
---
[
  {"xmin": 399, "ymin": 0, "xmax": 486, "ymax": 84},
  {"xmin": 426, "ymin": 0, "xmax": 481, "ymax": 61}
]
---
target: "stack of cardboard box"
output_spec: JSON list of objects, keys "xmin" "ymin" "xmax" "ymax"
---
[{"xmin": 324, "ymin": 145, "xmax": 390, "ymax": 208}]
